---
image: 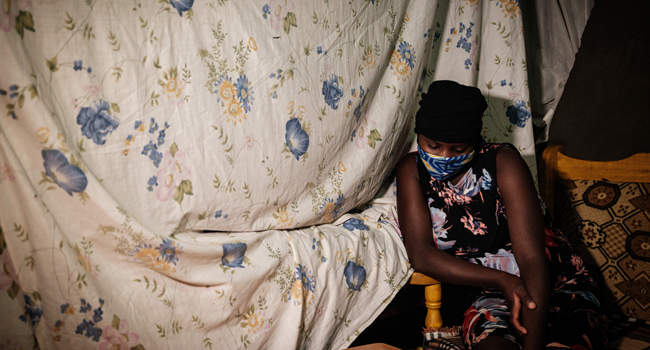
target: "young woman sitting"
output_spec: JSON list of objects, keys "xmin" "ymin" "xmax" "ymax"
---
[{"xmin": 395, "ymin": 80, "xmax": 608, "ymax": 350}]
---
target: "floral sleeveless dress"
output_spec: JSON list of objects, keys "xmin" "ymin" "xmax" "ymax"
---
[{"xmin": 416, "ymin": 143, "xmax": 608, "ymax": 349}]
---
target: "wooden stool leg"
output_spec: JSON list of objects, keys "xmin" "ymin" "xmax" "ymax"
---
[{"xmin": 424, "ymin": 283, "xmax": 442, "ymax": 329}]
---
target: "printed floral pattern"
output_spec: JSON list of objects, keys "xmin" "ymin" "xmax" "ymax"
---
[
  {"xmin": 155, "ymin": 147, "xmax": 193, "ymax": 204},
  {"xmin": 506, "ymin": 100, "xmax": 531, "ymax": 128},
  {"xmin": 322, "ymin": 75, "xmax": 344, "ymax": 110},
  {"xmin": 221, "ymin": 242, "xmax": 247, "ymax": 268},
  {"xmin": 98, "ymin": 317, "xmax": 140, "ymax": 350},
  {"xmin": 76, "ymin": 100, "xmax": 119, "ymax": 145},
  {"xmin": 285, "ymin": 118, "xmax": 309, "ymax": 161},
  {"xmin": 342, "ymin": 218, "xmax": 369, "ymax": 231},
  {"xmin": 42, "ymin": 149, "xmax": 88, "ymax": 196},
  {"xmin": 344, "ymin": 261, "xmax": 367, "ymax": 292},
  {"xmin": 130, "ymin": 238, "xmax": 183, "ymax": 274},
  {"xmin": 0, "ymin": 0, "xmax": 536, "ymax": 348},
  {"xmin": 170, "ymin": 0, "xmax": 194, "ymax": 17},
  {"xmin": 1, "ymin": 0, "xmax": 33, "ymax": 38}
]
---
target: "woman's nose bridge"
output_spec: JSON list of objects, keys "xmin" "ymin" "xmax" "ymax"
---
[{"xmin": 439, "ymin": 147, "xmax": 454, "ymax": 158}]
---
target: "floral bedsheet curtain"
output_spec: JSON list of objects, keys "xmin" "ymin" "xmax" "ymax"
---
[{"xmin": 0, "ymin": 0, "xmax": 533, "ymax": 349}]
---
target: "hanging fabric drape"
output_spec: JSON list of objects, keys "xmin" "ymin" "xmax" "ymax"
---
[{"xmin": 0, "ymin": 0, "xmax": 533, "ymax": 348}]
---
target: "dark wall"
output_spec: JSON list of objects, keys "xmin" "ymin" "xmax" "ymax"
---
[{"xmin": 548, "ymin": 0, "xmax": 650, "ymax": 161}]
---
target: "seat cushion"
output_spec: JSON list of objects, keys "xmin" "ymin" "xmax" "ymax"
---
[{"xmin": 556, "ymin": 179, "xmax": 650, "ymax": 320}]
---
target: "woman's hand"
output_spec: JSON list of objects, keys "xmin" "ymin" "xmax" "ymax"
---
[{"xmin": 500, "ymin": 274, "xmax": 537, "ymax": 335}]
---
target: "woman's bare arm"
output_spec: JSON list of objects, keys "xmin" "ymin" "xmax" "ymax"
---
[{"xmin": 497, "ymin": 147, "xmax": 551, "ymax": 350}]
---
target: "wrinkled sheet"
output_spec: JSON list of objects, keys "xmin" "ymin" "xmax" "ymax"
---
[{"xmin": 0, "ymin": 0, "xmax": 533, "ymax": 349}]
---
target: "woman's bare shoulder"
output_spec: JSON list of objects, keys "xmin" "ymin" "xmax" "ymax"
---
[
  {"xmin": 495, "ymin": 145, "xmax": 530, "ymax": 180},
  {"xmin": 396, "ymin": 152, "xmax": 419, "ymax": 180}
]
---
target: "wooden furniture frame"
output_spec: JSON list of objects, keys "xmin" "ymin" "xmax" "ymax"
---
[
  {"xmin": 410, "ymin": 272, "xmax": 442, "ymax": 329},
  {"xmin": 539, "ymin": 145, "xmax": 650, "ymax": 218}
]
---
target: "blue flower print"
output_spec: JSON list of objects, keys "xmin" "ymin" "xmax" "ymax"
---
[
  {"xmin": 215, "ymin": 210, "xmax": 222, "ymax": 218},
  {"xmin": 456, "ymin": 37, "xmax": 471, "ymax": 53},
  {"xmin": 92, "ymin": 308, "xmax": 103, "ymax": 323},
  {"xmin": 141, "ymin": 141, "xmax": 162, "ymax": 167},
  {"xmin": 295, "ymin": 264, "xmax": 315, "ymax": 293},
  {"xmin": 285, "ymin": 118, "xmax": 309, "ymax": 161},
  {"xmin": 74, "ymin": 60, "xmax": 83, "ymax": 71},
  {"xmin": 147, "ymin": 175, "xmax": 158, "ymax": 192},
  {"xmin": 507, "ymin": 100, "xmax": 531, "ymax": 128},
  {"xmin": 317, "ymin": 46, "xmax": 323, "ymax": 54},
  {"xmin": 158, "ymin": 238, "xmax": 181, "ymax": 265},
  {"xmin": 464, "ymin": 58, "xmax": 472, "ymax": 70},
  {"xmin": 19, "ymin": 295, "xmax": 43, "ymax": 328},
  {"xmin": 60, "ymin": 303, "xmax": 70, "ymax": 314},
  {"xmin": 334, "ymin": 194, "xmax": 345, "ymax": 216},
  {"xmin": 87, "ymin": 67, "xmax": 92, "ymax": 74},
  {"xmin": 222, "ymin": 243, "xmax": 247, "ymax": 268},
  {"xmin": 157, "ymin": 129, "xmax": 166, "ymax": 146},
  {"xmin": 342, "ymin": 218, "xmax": 369, "ymax": 231},
  {"xmin": 79, "ymin": 299, "xmax": 91, "ymax": 313},
  {"xmin": 148, "ymin": 118, "xmax": 158, "ymax": 134},
  {"xmin": 344, "ymin": 261, "xmax": 367, "ymax": 292},
  {"xmin": 150, "ymin": 149, "xmax": 162, "ymax": 167},
  {"xmin": 235, "ymin": 75, "xmax": 254, "ymax": 113},
  {"xmin": 75, "ymin": 319, "xmax": 102, "ymax": 342},
  {"xmin": 42, "ymin": 149, "xmax": 88, "ymax": 196},
  {"xmin": 500, "ymin": 80, "xmax": 507, "ymax": 87},
  {"xmin": 76, "ymin": 99, "xmax": 119, "ymax": 145},
  {"xmin": 134, "ymin": 120, "xmax": 142, "ymax": 130},
  {"xmin": 398, "ymin": 42, "xmax": 416, "ymax": 69},
  {"xmin": 262, "ymin": 4, "xmax": 270, "ymax": 19},
  {"xmin": 322, "ymin": 74, "xmax": 343, "ymax": 110},
  {"xmin": 141, "ymin": 141, "xmax": 156, "ymax": 156},
  {"xmin": 170, "ymin": 0, "xmax": 194, "ymax": 16}
]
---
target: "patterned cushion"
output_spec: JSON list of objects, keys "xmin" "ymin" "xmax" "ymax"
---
[{"xmin": 556, "ymin": 180, "xmax": 650, "ymax": 320}]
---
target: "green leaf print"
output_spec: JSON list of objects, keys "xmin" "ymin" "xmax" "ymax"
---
[
  {"xmin": 15, "ymin": 11, "xmax": 35, "ymax": 39},
  {"xmin": 46, "ymin": 56, "xmax": 58, "ymax": 72},
  {"xmin": 112, "ymin": 314, "xmax": 121, "ymax": 329},
  {"xmin": 169, "ymin": 142, "xmax": 179, "ymax": 157},
  {"xmin": 180, "ymin": 179, "xmax": 193, "ymax": 195}
]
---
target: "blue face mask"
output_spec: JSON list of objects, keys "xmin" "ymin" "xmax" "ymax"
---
[{"xmin": 417, "ymin": 145, "xmax": 475, "ymax": 181}]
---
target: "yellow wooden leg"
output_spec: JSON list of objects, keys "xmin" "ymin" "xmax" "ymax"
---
[
  {"xmin": 424, "ymin": 283, "xmax": 442, "ymax": 329},
  {"xmin": 409, "ymin": 272, "xmax": 443, "ymax": 329}
]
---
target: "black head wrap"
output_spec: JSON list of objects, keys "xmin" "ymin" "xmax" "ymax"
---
[{"xmin": 414, "ymin": 80, "xmax": 487, "ymax": 144}]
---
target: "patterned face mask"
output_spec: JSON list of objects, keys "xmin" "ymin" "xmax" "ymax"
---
[{"xmin": 417, "ymin": 145, "xmax": 475, "ymax": 181}]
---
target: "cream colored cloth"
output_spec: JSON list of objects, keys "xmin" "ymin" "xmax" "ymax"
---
[{"xmin": 0, "ymin": 0, "xmax": 533, "ymax": 348}]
